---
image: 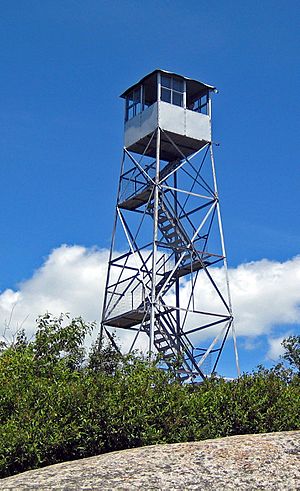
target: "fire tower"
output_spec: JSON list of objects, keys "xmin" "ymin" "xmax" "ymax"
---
[{"xmin": 100, "ymin": 69, "xmax": 239, "ymax": 382}]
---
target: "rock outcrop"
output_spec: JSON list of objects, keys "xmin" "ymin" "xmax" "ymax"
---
[{"xmin": 1, "ymin": 431, "xmax": 300, "ymax": 490}]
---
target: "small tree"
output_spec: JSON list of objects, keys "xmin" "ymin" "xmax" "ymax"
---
[
  {"xmin": 88, "ymin": 332, "xmax": 123, "ymax": 375},
  {"xmin": 33, "ymin": 313, "xmax": 94, "ymax": 371},
  {"xmin": 281, "ymin": 335, "xmax": 300, "ymax": 373}
]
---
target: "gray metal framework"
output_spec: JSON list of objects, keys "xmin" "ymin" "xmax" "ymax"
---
[{"xmin": 100, "ymin": 70, "xmax": 239, "ymax": 382}]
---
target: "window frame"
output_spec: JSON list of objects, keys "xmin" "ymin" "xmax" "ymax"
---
[
  {"xmin": 160, "ymin": 75, "xmax": 184, "ymax": 108},
  {"xmin": 125, "ymin": 85, "xmax": 143, "ymax": 121},
  {"xmin": 192, "ymin": 92, "xmax": 209, "ymax": 115}
]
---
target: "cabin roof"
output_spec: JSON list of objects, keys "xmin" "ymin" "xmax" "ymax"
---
[{"xmin": 120, "ymin": 69, "xmax": 216, "ymax": 99}]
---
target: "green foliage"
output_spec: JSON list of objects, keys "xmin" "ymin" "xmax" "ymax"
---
[
  {"xmin": 281, "ymin": 335, "xmax": 300, "ymax": 373},
  {"xmin": 88, "ymin": 332, "xmax": 124, "ymax": 375},
  {"xmin": 0, "ymin": 313, "xmax": 299, "ymax": 479},
  {"xmin": 33, "ymin": 313, "xmax": 94, "ymax": 371}
]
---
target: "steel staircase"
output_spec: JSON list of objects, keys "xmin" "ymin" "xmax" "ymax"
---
[
  {"xmin": 143, "ymin": 306, "xmax": 206, "ymax": 381},
  {"xmin": 104, "ymin": 192, "xmax": 218, "ymax": 328},
  {"xmin": 103, "ymin": 160, "xmax": 223, "ymax": 380}
]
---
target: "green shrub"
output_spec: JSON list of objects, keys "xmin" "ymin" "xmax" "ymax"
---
[{"xmin": 0, "ymin": 313, "xmax": 299, "ymax": 478}]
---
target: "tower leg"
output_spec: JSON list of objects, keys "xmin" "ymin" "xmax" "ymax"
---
[
  {"xmin": 173, "ymin": 170, "xmax": 181, "ymax": 354},
  {"xmin": 149, "ymin": 128, "xmax": 161, "ymax": 357},
  {"xmin": 210, "ymin": 143, "xmax": 240, "ymax": 377}
]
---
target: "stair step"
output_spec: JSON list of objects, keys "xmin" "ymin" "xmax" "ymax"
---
[
  {"xmin": 163, "ymin": 353, "xmax": 175, "ymax": 359},
  {"xmin": 157, "ymin": 345, "xmax": 172, "ymax": 353},
  {"xmin": 170, "ymin": 236, "xmax": 184, "ymax": 243},
  {"xmin": 158, "ymin": 215, "xmax": 169, "ymax": 224},
  {"xmin": 161, "ymin": 223, "xmax": 174, "ymax": 232},
  {"xmin": 155, "ymin": 337, "xmax": 165, "ymax": 344},
  {"xmin": 156, "ymin": 341, "xmax": 171, "ymax": 349},
  {"xmin": 166, "ymin": 231, "xmax": 180, "ymax": 239}
]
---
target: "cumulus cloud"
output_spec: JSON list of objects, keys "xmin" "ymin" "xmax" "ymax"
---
[
  {"xmin": 0, "ymin": 245, "xmax": 108, "ymax": 342},
  {"xmin": 0, "ymin": 245, "xmax": 299, "ymax": 361},
  {"xmin": 266, "ymin": 333, "xmax": 291, "ymax": 361},
  {"xmin": 229, "ymin": 257, "xmax": 300, "ymax": 337}
]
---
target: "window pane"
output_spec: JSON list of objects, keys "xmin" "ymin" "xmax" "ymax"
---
[
  {"xmin": 133, "ymin": 88, "xmax": 140, "ymax": 103},
  {"xmin": 126, "ymin": 92, "xmax": 134, "ymax": 105},
  {"xmin": 137, "ymin": 102, "xmax": 143, "ymax": 115},
  {"xmin": 161, "ymin": 87, "xmax": 171, "ymax": 103},
  {"xmin": 173, "ymin": 91, "xmax": 183, "ymax": 107},
  {"xmin": 161, "ymin": 75, "xmax": 171, "ymax": 88},
  {"xmin": 128, "ymin": 106, "xmax": 134, "ymax": 119},
  {"xmin": 173, "ymin": 78, "xmax": 184, "ymax": 92}
]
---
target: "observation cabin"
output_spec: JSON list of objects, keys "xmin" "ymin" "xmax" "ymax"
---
[{"xmin": 121, "ymin": 69, "xmax": 216, "ymax": 162}]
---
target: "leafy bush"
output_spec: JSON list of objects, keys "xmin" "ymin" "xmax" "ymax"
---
[{"xmin": 0, "ymin": 313, "xmax": 299, "ymax": 478}]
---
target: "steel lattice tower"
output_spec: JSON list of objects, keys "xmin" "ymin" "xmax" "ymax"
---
[{"xmin": 100, "ymin": 69, "xmax": 239, "ymax": 382}]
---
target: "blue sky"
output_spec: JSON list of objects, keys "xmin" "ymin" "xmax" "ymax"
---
[{"xmin": 0, "ymin": 0, "xmax": 299, "ymax": 375}]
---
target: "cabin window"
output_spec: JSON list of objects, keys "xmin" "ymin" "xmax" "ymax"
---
[
  {"xmin": 125, "ymin": 87, "xmax": 143, "ymax": 121},
  {"xmin": 161, "ymin": 75, "xmax": 184, "ymax": 107},
  {"xmin": 189, "ymin": 92, "xmax": 208, "ymax": 114}
]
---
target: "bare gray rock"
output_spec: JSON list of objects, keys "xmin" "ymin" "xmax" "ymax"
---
[{"xmin": 1, "ymin": 431, "xmax": 300, "ymax": 490}]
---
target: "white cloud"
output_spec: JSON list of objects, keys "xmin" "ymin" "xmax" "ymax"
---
[
  {"xmin": 0, "ymin": 245, "xmax": 108, "ymax": 343},
  {"xmin": 266, "ymin": 333, "xmax": 291, "ymax": 361},
  {"xmin": 0, "ymin": 245, "xmax": 299, "ymax": 362},
  {"xmin": 229, "ymin": 257, "xmax": 300, "ymax": 337}
]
